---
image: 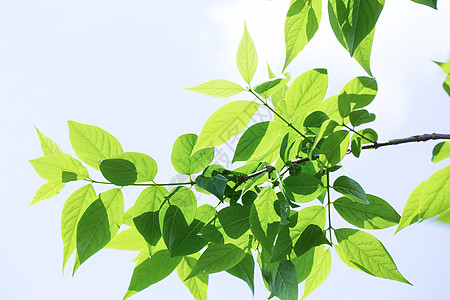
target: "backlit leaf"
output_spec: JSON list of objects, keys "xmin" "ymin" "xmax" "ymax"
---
[
  {"xmin": 29, "ymin": 181, "xmax": 65, "ymax": 206},
  {"xmin": 237, "ymin": 24, "xmax": 258, "ymax": 84},
  {"xmin": 186, "ymin": 79, "xmax": 244, "ymax": 98},
  {"xmin": 302, "ymin": 245, "xmax": 331, "ymax": 299},
  {"xmin": 68, "ymin": 121, "xmax": 123, "ymax": 170},
  {"xmin": 432, "ymin": 142, "xmax": 450, "ymax": 163},
  {"xmin": 177, "ymin": 253, "xmax": 208, "ymax": 300},
  {"xmin": 333, "ymin": 175, "xmax": 368, "ymax": 204},
  {"xmin": 293, "ymin": 225, "xmax": 329, "ymax": 257},
  {"xmin": 35, "ymin": 127, "xmax": 63, "ymax": 155},
  {"xmin": 334, "ymin": 195, "xmax": 400, "ymax": 229},
  {"xmin": 171, "ymin": 133, "xmax": 214, "ymax": 175},
  {"xmin": 99, "ymin": 152, "xmax": 157, "ymax": 186},
  {"xmin": 289, "ymin": 206, "xmax": 326, "ymax": 245},
  {"xmin": 254, "ymin": 77, "xmax": 290, "ymax": 99},
  {"xmin": 335, "ymin": 228, "xmax": 410, "ymax": 284},
  {"xmin": 105, "ymin": 227, "xmax": 147, "ymax": 251},
  {"xmin": 30, "ymin": 154, "xmax": 89, "ymax": 183},
  {"xmin": 338, "ymin": 77, "xmax": 378, "ymax": 118},
  {"xmin": 193, "ymin": 101, "xmax": 260, "ymax": 153},
  {"xmin": 319, "ymin": 130, "xmax": 349, "ymax": 167},
  {"xmin": 233, "ymin": 121, "xmax": 270, "ymax": 163}
]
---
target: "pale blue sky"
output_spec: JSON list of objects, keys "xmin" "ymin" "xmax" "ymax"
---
[{"xmin": 1, "ymin": 0, "xmax": 450, "ymax": 299}]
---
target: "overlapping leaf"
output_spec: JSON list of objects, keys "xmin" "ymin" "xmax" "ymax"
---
[
  {"xmin": 171, "ymin": 133, "xmax": 214, "ymax": 175},
  {"xmin": 30, "ymin": 154, "xmax": 89, "ymax": 182}
]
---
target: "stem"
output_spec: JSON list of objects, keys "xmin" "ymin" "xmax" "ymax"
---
[
  {"xmin": 248, "ymin": 89, "xmax": 313, "ymax": 143},
  {"xmin": 326, "ymin": 170, "xmax": 333, "ymax": 245},
  {"xmin": 343, "ymin": 124, "xmax": 376, "ymax": 144},
  {"xmin": 85, "ymin": 179, "xmax": 195, "ymax": 187}
]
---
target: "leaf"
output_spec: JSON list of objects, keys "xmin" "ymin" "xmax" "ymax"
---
[
  {"xmin": 271, "ymin": 260, "xmax": 298, "ymax": 300},
  {"xmin": 186, "ymin": 79, "xmax": 244, "ymax": 98},
  {"xmin": 338, "ymin": 77, "xmax": 378, "ymax": 118},
  {"xmin": 319, "ymin": 130, "xmax": 349, "ymax": 167},
  {"xmin": 272, "ymin": 225, "xmax": 293, "ymax": 262},
  {"xmin": 68, "ymin": 121, "xmax": 123, "ymax": 170},
  {"xmin": 132, "ymin": 186, "xmax": 167, "ymax": 246},
  {"xmin": 61, "ymin": 184, "xmax": 96, "ymax": 270},
  {"xmin": 196, "ymin": 174, "xmax": 228, "ymax": 200},
  {"xmin": 289, "ymin": 206, "xmax": 326, "ymax": 246},
  {"xmin": 29, "ymin": 181, "xmax": 65, "ymax": 206},
  {"xmin": 159, "ymin": 186, "xmax": 197, "ymax": 229},
  {"xmin": 444, "ymin": 75, "xmax": 450, "ymax": 96},
  {"xmin": 285, "ymin": 69, "xmax": 328, "ymax": 127},
  {"xmin": 163, "ymin": 205, "xmax": 189, "ymax": 255},
  {"xmin": 236, "ymin": 24, "xmax": 258, "ymax": 84},
  {"xmin": 333, "ymin": 175, "xmax": 368, "ymax": 204},
  {"xmin": 334, "ymin": 195, "xmax": 400, "ymax": 229},
  {"xmin": 171, "ymin": 133, "xmax": 214, "ymax": 175},
  {"xmin": 293, "ymin": 225, "xmax": 329, "ymax": 257},
  {"xmin": 233, "ymin": 121, "xmax": 270, "ymax": 162},
  {"xmin": 169, "ymin": 217, "xmax": 209, "ymax": 257},
  {"xmin": 411, "ymin": 0, "xmax": 437, "ymax": 9},
  {"xmin": 432, "ymin": 142, "xmax": 450, "ymax": 163},
  {"xmin": 350, "ymin": 135, "xmax": 362, "ymax": 158},
  {"xmin": 193, "ymin": 101, "xmax": 260, "ymax": 153},
  {"xmin": 291, "ymin": 247, "xmax": 315, "ymax": 284},
  {"xmin": 187, "ymin": 243, "xmax": 246, "ymax": 279},
  {"xmin": 75, "ymin": 188, "xmax": 124, "ymax": 271},
  {"xmin": 302, "ymin": 245, "xmax": 331, "ymax": 299},
  {"xmin": 397, "ymin": 166, "xmax": 450, "ymax": 231},
  {"xmin": 226, "ymin": 253, "xmax": 255, "ymax": 294},
  {"xmin": 124, "ymin": 250, "xmax": 182, "ymax": 299},
  {"xmin": 284, "ymin": 0, "xmax": 322, "ymax": 70},
  {"xmin": 105, "ymin": 227, "xmax": 147, "ymax": 251},
  {"xmin": 328, "ymin": 0, "xmax": 385, "ymax": 75},
  {"xmin": 249, "ymin": 188, "xmax": 280, "ymax": 253},
  {"xmin": 217, "ymin": 205, "xmax": 250, "ymax": 239},
  {"xmin": 177, "ymin": 254, "xmax": 208, "ymax": 300},
  {"xmin": 254, "ymin": 78, "xmax": 290, "ymax": 99},
  {"xmin": 335, "ymin": 228, "xmax": 410, "ymax": 284},
  {"xmin": 349, "ymin": 109, "xmax": 376, "ymax": 127},
  {"xmin": 30, "ymin": 154, "xmax": 89, "ymax": 183},
  {"xmin": 99, "ymin": 152, "xmax": 157, "ymax": 186},
  {"xmin": 35, "ymin": 127, "xmax": 63, "ymax": 155},
  {"xmin": 284, "ymin": 173, "xmax": 325, "ymax": 203}
]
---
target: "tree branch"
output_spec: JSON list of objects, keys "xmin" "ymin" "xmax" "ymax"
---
[{"xmin": 362, "ymin": 133, "xmax": 450, "ymax": 150}]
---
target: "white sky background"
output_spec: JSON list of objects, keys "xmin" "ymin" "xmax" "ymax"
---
[{"xmin": 0, "ymin": 0, "xmax": 449, "ymax": 299}]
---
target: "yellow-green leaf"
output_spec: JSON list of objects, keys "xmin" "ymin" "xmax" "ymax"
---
[{"xmin": 237, "ymin": 24, "xmax": 258, "ymax": 84}]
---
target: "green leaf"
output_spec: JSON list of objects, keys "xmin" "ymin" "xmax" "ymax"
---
[
  {"xmin": 99, "ymin": 152, "xmax": 157, "ymax": 186},
  {"xmin": 254, "ymin": 77, "xmax": 290, "ymax": 99},
  {"xmin": 133, "ymin": 187, "xmax": 167, "ymax": 246},
  {"xmin": 411, "ymin": 0, "xmax": 437, "ymax": 9},
  {"xmin": 334, "ymin": 195, "xmax": 400, "ymax": 229},
  {"xmin": 35, "ymin": 127, "xmax": 63, "ymax": 155},
  {"xmin": 186, "ymin": 79, "xmax": 244, "ymax": 98},
  {"xmin": 159, "ymin": 186, "xmax": 197, "ymax": 228},
  {"xmin": 284, "ymin": 173, "xmax": 325, "ymax": 203},
  {"xmin": 171, "ymin": 133, "xmax": 214, "ymax": 175},
  {"xmin": 432, "ymin": 142, "xmax": 450, "ymax": 163},
  {"xmin": 30, "ymin": 154, "xmax": 89, "ymax": 183},
  {"xmin": 349, "ymin": 109, "xmax": 376, "ymax": 127},
  {"xmin": 105, "ymin": 227, "xmax": 147, "ymax": 251},
  {"xmin": 218, "ymin": 205, "xmax": 250, "ymax": 239},
  {"xmin": 291, "ymin": 247, "xmax": 315, "ymax": 284},
  {"xmin": 397, "ymin": 166, "xmax": 450, "ymax": 231},
  {"xmin": 75, "ymin": 188, "xmax": 124, "ymax": 270},
  {"xmin": 193, "ymin": 101, "xmax": 260, "ymax": 153},
  {"xmin": 338, "ymin": 77, "xmax": 378, "ymax": 118},
  {"xmin": 29, "ymin": 181, "xmax": 65, "ymax": 206},
  {"xmin": 335, "ymin": 228, "xmax": 410, "ymax": 284},
  {"xmin": 444, "ymin": 75, "xmax": 450, "ymax": 96},
  {"xmin": 271, "ymin": 260, "xmax": 298, "ymax": 300},
  {"xmin": 328, "ymin": 0, "xmax": 385, "ymax": 75},
  {"xmin": 237, "ymin": 24, "xmax": 258, "ymax": 84},
  {"xmin": 124, "ymin": 250, "xmax": 182, "ymax": 299},
  {"xmin": 226, "ymin": 253, "xmax": 255, "ymax": 294},
  {"xmin": 177, "ymin": 254, "xmax": 208, "ymax": 300},
  {"xmin": 196, "ymin": 174, "xmax": 228, "ymax": 200},
  {"xmin": 68, "ymin": 121, "xmax": 123, "ymax": 170},
  {"xmin": 289, "ymin": 206, "xmax": 326, "ymax": 246},
  {"xmin": 285, "ymin": 69, "xmax": 328, "ymax": 127},
  {"xmin": 333, "ymin": 175, "xmax": 368, "ymax": 204},
  {"xmin": 187, "ymin": 243, "xmax": 246, "ymax": 279},
  {"xmin": 233, "ymin": 122, "xmax": 270, "ymax": 163},
  {"xmin": 284, "ymin": 0, "xmax": 322, "ymax": 70},
  {"xmin": 357, "ymin": 128, "xmax": 378, "ymax": 144},
  {"xmin": 293, "ymin": 225, "xmax": 329, "ymax": 257},
  {"xmin": 250, "ymin": 188, "xmax": 280, "ymax": 253},
  {"xmin": 319, "ymin": 130, "xmax": 349, "ymax": 167},
  {"xmin": 163, "ymin": 205, "xmax": 189, "ymax": 255},
  {"xmin": 61, "ymin": 185, "xmax": 96, "ymax": 270},
  {"xmin": 350, "ymin": 135, "xmax": 362, "ymax": 158},
  {"xmin": 168, "ymin": 216, "xmax": 210, "ymax": 257},
  {"xmin": 272, "ymin": 225, "xmax": 293, "ymax": 262},
  {"xmin": 302, "ymin": 245, "xmax": 331, "ymax": 299}
]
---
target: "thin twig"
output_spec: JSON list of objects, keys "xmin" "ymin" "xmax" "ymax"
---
[{"xmin": 362, "ymin": 133, "xmax": 450, "ymax": 150}]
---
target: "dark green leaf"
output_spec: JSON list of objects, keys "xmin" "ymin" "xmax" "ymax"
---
[
  {"xmin": 319, "ymin": 130, "xmax": 349, "ymax": 167},
  {"xmin": 350, "ymin": 135, "xmax": 362, "ymax": 158},
  {"xmin": 289, "ymin": 206, "xmax": 326, "ymax": 246},
  {"xmin": 411, "ymin": 0, "xmax": 437, "ymax": 9},
  {"xmin": 349, "ymin": 109, "xmax": 376, "ymax": 127},
  {"xmin": 163, "ymin": 205, "xmax": 189, "ymax": 255},
  {"xmin": 271, "ymin": 260, "xmax": 298, "ymax": 300},
  {"xmin": 333, "ymin": 175, "xmax": 368, "ymax": 204},
  {"xmin": 159, "ymin": 186, "xmax": 197, "ymax": 228},
  {"xmin": 218, "ymin": 205, "xmax": 250, "ymax": 239},
  {"xmin": 335, "ymin": 228, "xmax": 410, "ymax": 284},
  {"xmin": 293, "ymin": 225, "xmax": 329, "ymax": 257},
  {"xmin": 226, "ymin": 253, "xmax": 255, "ymax": 294},
  {"xmin": 254, "ymin": 78, "xmax": 290, "ymax": 99},
  {"xmin": 272, "ymin": 226, "xmax": 293, "ymax": 262},
  {"xmin": 284, "ymin": 173, "xmax": 325, "ymax": 203},
  {"xmin": 334, "ymin": 195, "xmax": 400, "ymax": 229},
  {"xmin": 432, "ymin": 142, "xmax": 450, "ymax": 163},
  {"xmin": 196, "ymin": 174, "xmax": 228, "ymax": 200},
  {"xmin": 124, "ymin": 250, "xmax": 182, "ymax": 299}
]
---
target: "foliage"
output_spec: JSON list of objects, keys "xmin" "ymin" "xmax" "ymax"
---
[{"xmin": 29, "ymin": 0, "xmax": 449, "ymax": 299}]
